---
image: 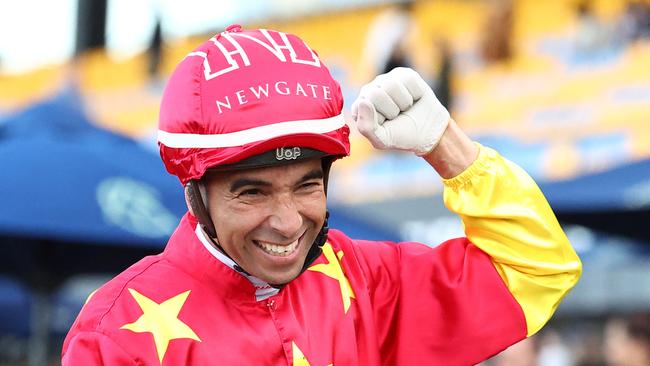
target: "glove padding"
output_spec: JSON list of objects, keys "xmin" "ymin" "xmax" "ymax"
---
[{"xmin": 351, "ymin": 67, "xmax": 450, "ymax": 156}]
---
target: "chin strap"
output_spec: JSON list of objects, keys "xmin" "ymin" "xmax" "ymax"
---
[
  {"xmin": 186, "ymin": 180, "xmax": 217, "ymax": 238},
  {"xmin": 186, "ymin": 180, "xmax": 242, "ymax": 271},
  {"xmin": 301, "ymin": 211, "xmax": 329, "ymax": 271}
]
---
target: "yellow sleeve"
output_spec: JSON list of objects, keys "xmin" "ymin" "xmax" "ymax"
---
[{"xmin": 442, "ymin": 144, "xmax": 582, "ymax": 337}]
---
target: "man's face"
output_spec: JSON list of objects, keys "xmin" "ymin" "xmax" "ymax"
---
[{"xmin": 203, "ymin": 158, "xmax": 326, "ymax": 285}]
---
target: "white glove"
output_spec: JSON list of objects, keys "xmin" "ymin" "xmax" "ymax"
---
[{"xmin": 351, "ymin": 67, "xmax": 450, "ymax": 156}]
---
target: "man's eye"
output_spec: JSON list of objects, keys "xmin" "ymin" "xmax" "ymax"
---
[
  {"xmin": 299, "ymin": 182, "xmax": 320, "ymax": 190},
  {"xmin": 240, "ymin": 189, "xmax": 262, "ymax": 196}
]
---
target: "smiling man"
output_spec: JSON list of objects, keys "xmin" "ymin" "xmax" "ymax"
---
[
  {"xmin": 62, "ymin": 25, "xmax": 582, "ymax": 366},
  {"xmin": 203, "ymin": 158, "xmax": 327, "ymax": 285}
]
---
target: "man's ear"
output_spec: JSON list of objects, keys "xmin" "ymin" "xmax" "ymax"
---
[{"xmin": 184, "ymin": 185, "xmax": 196, "ymax": 217}]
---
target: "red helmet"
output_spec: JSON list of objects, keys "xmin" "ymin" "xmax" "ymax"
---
[{"xmin": 158, "ymin": 25, "xmax": 350, "ymax": 185}]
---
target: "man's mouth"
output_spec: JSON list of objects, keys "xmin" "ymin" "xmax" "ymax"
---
[{"xmin": 254, "ymin": 239, "xmax": 300, "ymax": 257}]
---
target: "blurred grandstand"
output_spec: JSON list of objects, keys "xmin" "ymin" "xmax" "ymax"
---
[{"xmin": 1, "ymin": 0, "xmax": 649, "ymax": 365}]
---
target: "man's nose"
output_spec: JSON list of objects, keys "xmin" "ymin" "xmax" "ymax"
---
[{"xmin": 268, "ymin": 194, "xmax": 303, "ymax": 237}]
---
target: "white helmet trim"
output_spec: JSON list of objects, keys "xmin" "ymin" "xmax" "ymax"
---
[{"xmin": 158, "ymin": 113, "xmax": 345, "ymax": 149}]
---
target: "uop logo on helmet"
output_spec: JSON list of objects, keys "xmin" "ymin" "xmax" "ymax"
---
[{"xmin": 275, "ymin": 147, "xmax": 302, "ymax": 161}]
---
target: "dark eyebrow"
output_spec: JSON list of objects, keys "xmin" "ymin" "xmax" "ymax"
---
[
  {"xmin": 298, "ymin": 169, "xmax": 324, "ymax": 184},
  {"xmin": 229, "ymin": 178, "xmax": 272, "ymax": 192},
  {"xmin": 229, "ymin": 169, "xmax": 323, "ymax": 192}
]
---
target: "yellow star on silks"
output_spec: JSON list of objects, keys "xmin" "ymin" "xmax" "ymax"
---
[
  {"xmin": 292, "ymin": 342, "xmax": 334, "ymax": 366},
  {"xmin": 308, "ymin": 243, "xmax": 356, "ymax": 313},
  {"xmin": 120, "ymin": 288, "xmax": 201, "ymax": 365},
  {"xmin": 292, "ymin": 342, "xmax": 311, "ymax": 366}
]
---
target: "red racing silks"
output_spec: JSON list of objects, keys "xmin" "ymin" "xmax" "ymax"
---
[{"xmin": 62, "ymin": 214, "xmax": 526, "ymax": 366}]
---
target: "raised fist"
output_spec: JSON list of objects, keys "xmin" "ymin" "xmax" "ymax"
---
[{"xmin": 351, "ymin": 67, "xmax": 450, "ymax": 156}]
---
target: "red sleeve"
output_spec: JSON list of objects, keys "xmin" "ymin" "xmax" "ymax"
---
[
  {"xmin": 62, "ymin": 331, "xmax": 137, "ymax": 366},
  {"xmin": 351, "ymin": 236, "xmax": 527, "ymax": 365}
]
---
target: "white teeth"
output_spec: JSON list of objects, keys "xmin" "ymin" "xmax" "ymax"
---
[{"xmin": 256, "ymin": 240, "xmax": 299, "ymax": 257}]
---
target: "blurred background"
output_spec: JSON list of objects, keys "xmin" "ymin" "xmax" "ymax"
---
[{"xmin": 0, "ymin": 0, "xmax": 649, "ymax": 365}]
